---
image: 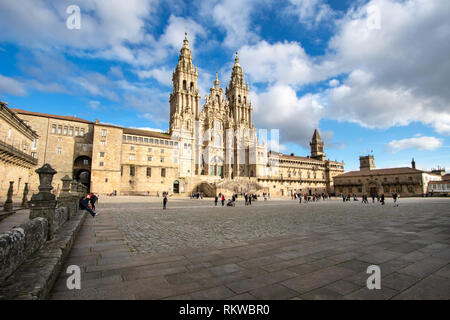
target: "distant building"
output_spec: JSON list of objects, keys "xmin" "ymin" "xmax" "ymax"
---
[
  {"xmin": 427, "ymin": 173, "xmax": 450, "ymax": 196},
  {"xmin": 0, "ymin": 102, "xmax": 38, "ymax": 200},
  {"xmin": 333, "ymin": 156, "xmax": 443, "ymax": 197}
]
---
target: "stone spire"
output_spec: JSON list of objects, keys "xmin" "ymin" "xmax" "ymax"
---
[
  {"xmin": 214, "ymin": 71, "xmax": 220, "ymax": 88},
  {"xmin": 310, "ymin": 129, "xmax": 325, "ymax": 161}
]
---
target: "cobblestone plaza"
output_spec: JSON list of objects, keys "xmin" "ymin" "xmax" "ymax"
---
[{"xmin": 50, "ymin": 197, "xmax": 450, "ymax": 300}]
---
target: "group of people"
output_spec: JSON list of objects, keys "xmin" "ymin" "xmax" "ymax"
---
[
  {"xmin": 295, "ymin": 193, "xmax": 329, "ymax": 203},
  {"xmin": 349, "ymin": 193, "xmax": 400, "ymax": 206},
  {"xmin": 191, "ymin": 192, "xmax": 204, "ymax": 199},
  {"xmin": 79, "ymin": 193, "xmax": 99, "ymax": 218}
]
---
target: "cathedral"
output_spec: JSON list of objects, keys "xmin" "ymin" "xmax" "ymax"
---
[{"xmin": 0, "ymin": 35, "xmax": 344, "ymax": 199}]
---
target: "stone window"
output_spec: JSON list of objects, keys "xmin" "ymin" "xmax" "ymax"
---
[
  {"xmin": 161, "ymin": 168, "xmax": 166, "ymax": 177},
  {"xmin": 161, "ymin": 149, "xmax": 164, "ymax": 153},
  {"xmin": 148, "ymin": 156, "xmax": 152, "ymax": 161},
  {"xmin": 58, "ymin": 125, "xmax": 62, "ymax": 134},
  {"xmin": 100, "ymin": 152, "xmax": 105, "ymax": 157},
  {"xmin": 150, "ymin": 138, "xmax": 154, "ymax": 143},
  {"xmin": 130, "ymin": 146, "xmax": 134, "ymax": 150},
  {"xmin": 160, "ymin": 157, "xmax": 164, "ymax": 162},
  {"xmin": 121, "ymin": 166, "xmax": 123, "ymax": 176},
  {"xmin": 32, "ymin": 139, "xmax": 37, "ymax": 150},
  {"xmin": 144, "ymin": 138, "xmax": 148, "ymax": 143},
  {"xmin": 83, "ymin": 159, "xmax": 89, "ymax": 165},
  {"xmin": 139, "ymin": 137, "xmax": 143, "ymax": 143},
  {"xmin": 165, "ymin": 140, "xmax": 168, "ymax": 145},
  {"xmin": 51, "ymin": 124, "xmax": 56, "ymax": 134},
  {"xmin": 80, "ymin": 128, "xmax": 85, "ymax": 136},
  {"xmin": 100, "ymin": 141, "xmax": 105, "ymax": 146},
  {"xmin": 133, "ymin": 136, "xmax": 137, "ymax": 142},
  {"xmin": 105, "ymin": 178, "xmax": 108, "ymax": 183},
  {"xmin": 130, "ymin": 166, "xmax": 135, "ymax": 176},
  {"xmin": 64, "ymin": 126, "xmax": 68, "ymax": 135},
  {"xmin": 31, "ymin": 152, "xmax": 36, "ymax": 158},
  {"xmin": 147, "ymin": 167, "xmax": 151, "ymax": 177},
  {"xmin": 69, "ymin": 127, "xmax": 73, "ymax": 136},
  {"xmin": 99, "ymin": 162, "xmax": 104, "ymax": 167},
  {"xmin": 148, "ymin": 148, "xmax": 152, "ymax": 152},
  {"xmin": 183, "ymin": 80, "xmax": 187, "ymax": 90},
  {"xmin": 123, "ymin": 135, "xmax": 126, "ymax": 141},
  {"xmin": 130, "ymin": 155, "xmax": 135, "ymax": 160},
  {"xmin": 57, "ymin": 147, "xmax": 61, "ymax": 154},
  {"xmin": 102, "ymin": 129, "xmax": 107, "ymax": 137},
  {"xmin": 174, "ymin": 142, "xmax": 178, "ymax": 146},
  {"xmin": 170, "ymin": 141, "xmax": 173, "ymax": 146},
  {"xmin": 75, "ymin": 127, "xmax": 79, "ymax": 136},
  {"xmin": 127, "ymin": 136, "xmax": 131, "ymax": 141}
]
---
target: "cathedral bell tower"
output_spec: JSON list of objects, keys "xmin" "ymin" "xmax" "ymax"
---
[
  {"xmin": 225, "ymin": 52, "xmax": 252, "ymax": 129},
  {"xmin": 310, "ymin": 129, "xmax": 326, "ymax": 161},
  {"xmin": 169, "ymin": 33, "xmax": 200, "ymax": 134}
]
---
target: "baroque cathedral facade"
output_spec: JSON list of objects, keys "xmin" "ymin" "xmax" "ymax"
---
[{"xmin": 0, "ymin": 35, "xmax": 344, "ymax": 200}]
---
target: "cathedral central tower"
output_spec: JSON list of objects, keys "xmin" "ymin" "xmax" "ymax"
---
[{"xmin": 169, "ymin": 33, "xmax": 200, "ymax": 134}]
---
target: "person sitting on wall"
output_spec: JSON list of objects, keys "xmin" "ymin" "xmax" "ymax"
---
[{"xmin": 79, "ymin": 196, "xmax": 97, "ymax": 218}]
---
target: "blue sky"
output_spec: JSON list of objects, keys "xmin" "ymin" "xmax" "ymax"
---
[{"xmin": 0, "ymin": 0, "xmax": 449, "ymax": 172}]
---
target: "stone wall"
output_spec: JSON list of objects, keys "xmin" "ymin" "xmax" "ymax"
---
[
  {"xmin": 0, "ymin": 217, "xmax": 48, "ymax": 283},
  {"xmin": 53, "ymin": 207, "xmax": 69, "ymax": 233}
]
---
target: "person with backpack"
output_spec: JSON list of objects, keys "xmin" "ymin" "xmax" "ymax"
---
[{"xmin": 89, "ymin": 193, "xmax": 98, "ymax": 210}]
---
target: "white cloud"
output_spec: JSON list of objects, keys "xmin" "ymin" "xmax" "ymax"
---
[
  {"xmin": 136, "ymin": 67, "xmax": 172, "ymax": 86},
  {"xmin": 89, "ymin": 100, "xmax": 100, "ymax": 110},
  {"xmin": 328, "ymin": 79, "xmax": 339, "ymax": 87},
  {"xmin": 386, "ymin": 136, "xmax": 443, "ymax": 153},
  {"xmin": 0, "ymin": 74, "xmax": 27, "ymax": 96},
  {"xmin": 199, "ymin": 0, "xmax": 263, "ymax": 48},
  {"xmin": 251, "ymin": 84, "xmax": 324, "ymax": 147},
  {"xmin": 322, "ymin": 0, "xmax": 450, "ymax": 134},
  {"xmin": 132, "ymin": 126, "xmax": 164, "ymax": 133},
  {"xmin": 239, "ymin": 40, "xmax": 320, "ymax": 86},
  {"xmin": 286, "ymin": 0, "xmax": 335, "ymax": 27}
]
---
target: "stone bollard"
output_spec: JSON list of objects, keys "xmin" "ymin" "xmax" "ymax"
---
[
  {"xmin": 77, "ymin": 182, "xmax": 83, "ymax": 194},
  {"xmin": 3, "ymin": 181, "xmax": 14, "ymax": 212},
  {"xmin": 29, "ymin": 164, "xmax": 57, "ymax": 240},
  {"xmin": 21, "ymin": 183, "xmax": 29, "ymax": 208},
  {"xmin": 60, "ymin": 175, "xmax": 72, "ymax": 195},
  {"xmin": 57, "ymin": 175, "xmax": 78, "ymax": 219},
  {"xmin": 70, "ymin": 179, "xmax": 78, "ymax": 193}
]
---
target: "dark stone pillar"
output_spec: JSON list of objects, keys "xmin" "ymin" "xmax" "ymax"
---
[
  {"xmin": 30, "ymin": 164, "xmax": 57, "ymax": 240},
  {"xmin": 21, "ymin": 182, "xmax": 29, "ymax": 208},
  {"xmin": 3, "ymin": 181, "xmax": 14, "ymax": 212}
]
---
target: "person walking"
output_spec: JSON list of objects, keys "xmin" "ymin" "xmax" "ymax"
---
[
  {"xmin": 89, "ymin": 193, "xmax": 98, "ymax": 211},
  {"xmin": 244, "ymin": 193, "xmax": 248, "ymax": 206},
  {"xmin": 79, "ymin": 196, "xmax": 97, "ymax": 218},
  {"xmin": 380, "ymin": 194, "xmax": 385, "ymax": 205},
  {"xmin": 221, "ymin": 194, "xmax": 225, "ymax": 206},
  {"xmin": 372, "ymin": 194, "xmax": 375, "ymax": 203},
  {"xmin": 163, "ymin": 194, "xmax": 168, "ymax": 209},
  {"xmin": 393, "ymin": 193, "xmax": 399, "ymax": 207},
  {"xmin": 249, "ymin": 194, "xmax": 252, "ymax": 206},
  {"xmin": 215, "ymin": 195, "xmax": 218, "ymax": 206}
]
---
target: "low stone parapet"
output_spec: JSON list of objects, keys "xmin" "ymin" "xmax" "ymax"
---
[
  {"xmin": 0, "ymin": 210, "xmax": 86, "ymax": 299},
  {"xmin": 0, "ymin": 218, "xmax": 48, "ymax": 283}
]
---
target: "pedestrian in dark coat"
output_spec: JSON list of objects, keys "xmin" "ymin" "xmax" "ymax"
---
[{"xmin": 163, "ymin": 195, "xmax": 168, "ymax": 209}]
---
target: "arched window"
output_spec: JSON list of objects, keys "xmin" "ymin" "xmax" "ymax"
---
[
  {"xmin": 183, "ymin": 80, "xmax": 187, "ymax": 90},
  {"xmin": 190, "ymin": 82, "xmax": 194, "ymax": 92},
  {"xmin": 215, "ymin": 95, "xmax": 220, "ymax": 103},
  {"xmin": 244, "ymin": 96, "xmax": 247, "ymax": 104},
  {"xmin": 238, "ymin": 95, "xmax": 241, "ymax": 103}
]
